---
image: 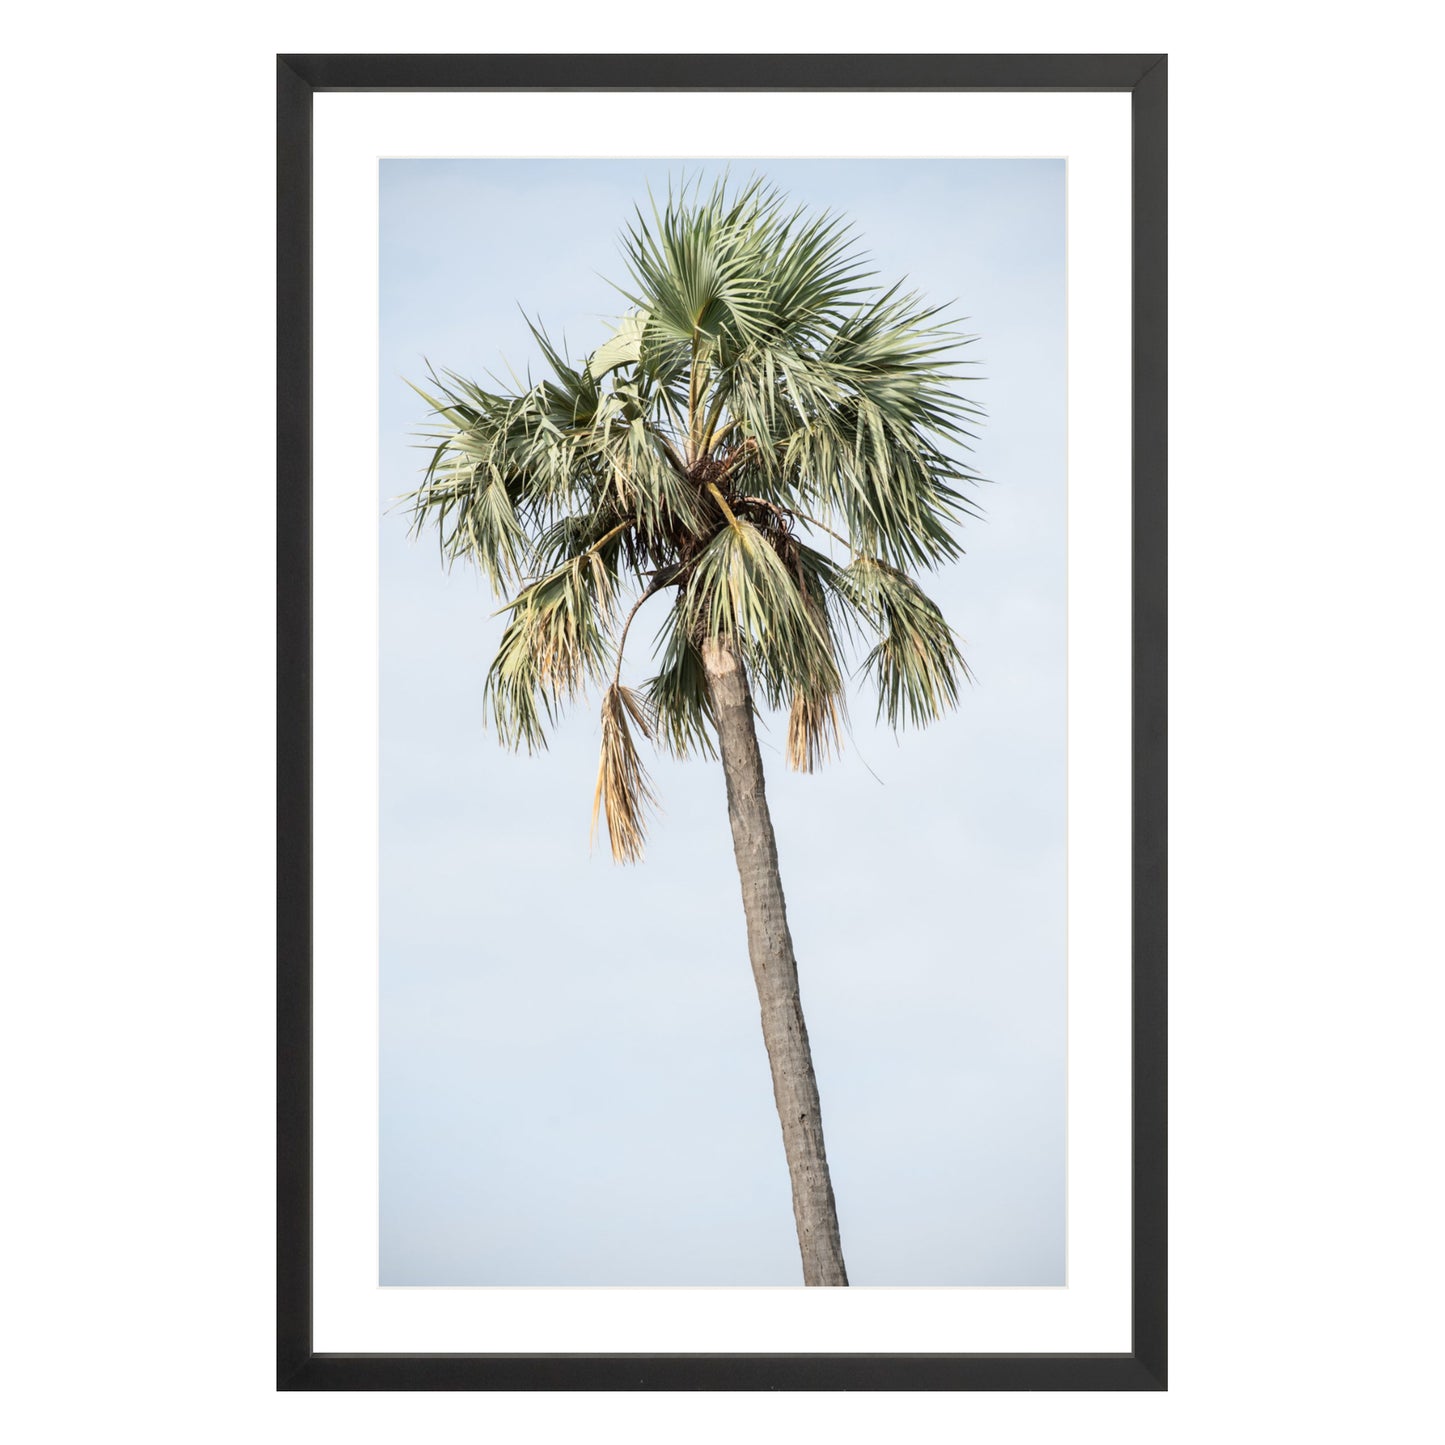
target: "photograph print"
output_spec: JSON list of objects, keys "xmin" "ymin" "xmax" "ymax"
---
[{"xmin": 379, "ymin": 158, "xmax": 1065, "ymax": 1287}]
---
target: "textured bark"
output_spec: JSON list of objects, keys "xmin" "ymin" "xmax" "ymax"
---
[{"xmin": 701, "ymin": 635, "xmax": 848, "ymax": 1286}]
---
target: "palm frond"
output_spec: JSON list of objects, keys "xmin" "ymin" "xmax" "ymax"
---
[
  {"xmin": 679, "ymin": 520, "xmax": 839, "ymax": 711},
  {"xmin": 591, "ymin": 683, "xmax": 657, "ymax": 864},
  {"xmin": 786, "ymin": 687, "xmax": 844, "ymax": 773},
  {"xmin": 644, "ymin": 606, "xmax": 717, "ymax": 759},
  {"xmin": 616, "ymin": 176, "xmax": 780, "ymax": 349},
  {"xmin": 484, "ymin": 555, "xmax": 614, "ymax": 751},
  {"xmin": 837, "ymin": 557, "xmax": 972, "ymax": 729}
]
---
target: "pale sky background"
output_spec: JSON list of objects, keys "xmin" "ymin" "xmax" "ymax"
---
[{"xmin": 379, "ymin": 158, "xmax": 1065, "ymax": 1286}]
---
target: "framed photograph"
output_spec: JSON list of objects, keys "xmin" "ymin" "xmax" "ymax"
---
[{"xmin": 278, "ymin": 53, "xmax": 1166, "ymax": 1391}]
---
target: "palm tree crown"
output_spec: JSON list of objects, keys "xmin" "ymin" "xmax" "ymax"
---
[{"xmin": 408, "ymin": 176, "xmax": 983, "ymax": 862}]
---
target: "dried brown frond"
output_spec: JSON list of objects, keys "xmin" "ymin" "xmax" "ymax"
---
[
  {"xmin": 590, "ymin": 684, "xmax": 658, "ymax": 864},
  {"xmin": 786, "ymin": 689, "xmax": 843, "ymax": 773}
]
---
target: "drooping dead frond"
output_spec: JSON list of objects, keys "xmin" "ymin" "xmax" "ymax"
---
[
  {"xmin": 786, "ymin": 688, "xmax": 844, "ymax": 773},
  {"xmin": 590, "ymin": 684, "xmax": 657, "ymax": 864}
]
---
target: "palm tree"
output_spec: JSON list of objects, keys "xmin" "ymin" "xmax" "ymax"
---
[{"xmin": 407, "ymin": 176, "xmax": 981, "ymax": 1287}]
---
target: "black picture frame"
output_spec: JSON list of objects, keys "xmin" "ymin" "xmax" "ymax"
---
[{"xmin": 277, "ymin": 52, "xmax": 1167, "ymax": 1392}]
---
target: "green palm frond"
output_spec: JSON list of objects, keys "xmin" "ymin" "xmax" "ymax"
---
[
  {"xmin": 644, "ymin": 608, "xmax": 717, "ymax": 760},
  {"xmin": 485, "ymin": 555, "xmax": 615, "ymax": 751},
  {"xmin": 410, "ymin": 173, "xmax": 983, "ymax": 858},
  {"xmin": 617, "ymin": 177, "xmax": 779, "ymax": 348},
  {"xmin": 838, "ymin": 557, "xmax": 972, "ymax": 729},
  {"xmin": 679, "ymin": 520, "xmax": 839, "ymax": 709}
]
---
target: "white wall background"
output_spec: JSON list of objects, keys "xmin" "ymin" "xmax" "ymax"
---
[{"xmin": 3, "ymin": 2, "xmax": 1440, "ymax": 1441}]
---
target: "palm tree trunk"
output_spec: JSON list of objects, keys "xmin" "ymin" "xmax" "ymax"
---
[{"xmin": 701, "ymin": 635, "xmax": 848, "ymax": 1286}]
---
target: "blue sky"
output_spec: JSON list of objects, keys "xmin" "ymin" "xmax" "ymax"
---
[{"xmin": 378, "ymin": 158, "xmax": 1066, "ymax": 1286}]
